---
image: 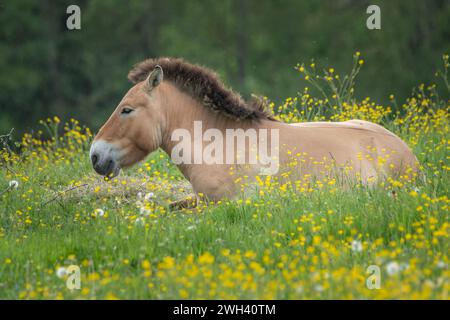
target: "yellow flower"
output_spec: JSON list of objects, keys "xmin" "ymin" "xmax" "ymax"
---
[
  {"xmin": 244, "ymin": 250, "xmax": 256, "ymax": 259},
  {"xmin": 249, "ymin": 261, "xmax": 265, "ymax": 275},
  {"xmin": 409, "ymin": 190, "xmax": 418, "ymax": 197},
  {"xmin": 159, "ymin": 256, "xmax": 175, "ymax": 269},
  {"xmin": 142, "ymin": 259, "xmax": 151, "ymax": 270},
  {"xmin": 105, "ymin": 292, "xmax": 119, "ymax": 300},
  {"xmin": 179, "ymin": 289, "xmax": 189, "ymax": 298},
  {"xmin": 198, "ymin": 252, "xmax": 215, "ymax": 264}
]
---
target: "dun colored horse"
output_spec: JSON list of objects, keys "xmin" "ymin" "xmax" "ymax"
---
[{"xmin": 90, "ymin": 57, "xmax": 418, "ymax": 205}]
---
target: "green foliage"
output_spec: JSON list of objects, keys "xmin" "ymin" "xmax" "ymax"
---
[{"xmin": 0, "ymin": 0, "xmax": 449, "ymax": 135}]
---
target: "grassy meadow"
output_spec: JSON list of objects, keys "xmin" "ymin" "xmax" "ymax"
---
[{"xmin": 0, "ymin": 54, "xmax": 448, "ymax": 299}]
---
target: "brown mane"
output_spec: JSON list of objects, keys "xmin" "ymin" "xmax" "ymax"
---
[{"xmin": 128, "ymin": 57, "xmax": 276, "ymax": 121}]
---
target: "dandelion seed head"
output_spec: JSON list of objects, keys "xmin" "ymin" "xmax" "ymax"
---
[
  {"xmin": 94, "ymin": 209, "xmax": 105, "ymax": 217},
  {"xmin": 351, "ymin": 240, "xmax": 363, "ymax": 252},
  {"xmin": 56, "ymin": 267, "xmax": 67, "ymax": 278},
  {"xmin": 9, "ymin": 180, "xmax": 19, "ymax": 189},
  {"xmin": 386, "ymin": 261, "xmax": 400, "ymax": 275}
]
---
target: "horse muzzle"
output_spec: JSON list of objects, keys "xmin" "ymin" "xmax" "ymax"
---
[{"xmin": 90, "ymin": 140, "xmax": 121, "ymax": 178}]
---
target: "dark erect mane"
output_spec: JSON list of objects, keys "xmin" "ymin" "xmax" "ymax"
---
[{"xmin": 128, "ymin": 57, "xmax": 276, "ymax": 121}]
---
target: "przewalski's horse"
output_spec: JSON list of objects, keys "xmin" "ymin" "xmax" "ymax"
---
[{"xmin": 90, "ymin": 57, "xmax": 418, "ymax": 205}]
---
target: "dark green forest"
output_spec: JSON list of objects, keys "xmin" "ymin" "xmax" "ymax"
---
[{"xmin": 0, "ymin": 0, "xmax": 449, "ymax": 134}]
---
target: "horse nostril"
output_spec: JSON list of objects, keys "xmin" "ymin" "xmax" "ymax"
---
[
  {"xmin": 91, "ymin": 154, "xmax": 98, "ymax": 166},
  {"xmin": 107, "ymin": 159, "xmax": 114, "ymax": 172}
]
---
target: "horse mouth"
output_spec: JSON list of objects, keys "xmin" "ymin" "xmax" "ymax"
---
[{"xmin": 104, "ymin": 166, "xmax": 121, "ymax": 180}]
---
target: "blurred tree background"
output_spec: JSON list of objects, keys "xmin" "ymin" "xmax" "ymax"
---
[{"xmin": 0, "ymin": 0, "xmax": 449, "ymax": 135}]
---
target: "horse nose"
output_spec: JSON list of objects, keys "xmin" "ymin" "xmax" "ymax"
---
[
  {"xmin": 92, "ymin": 155, "xmax": 115, "ymax": 176},
  {"xmin": 90, "ymin": 140, "xmax": 119, "ymax": 177}
]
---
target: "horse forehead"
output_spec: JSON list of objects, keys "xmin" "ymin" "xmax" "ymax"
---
[{"xmin": 122, "ymin": 84, "xmax": 148, "ymax": 105}]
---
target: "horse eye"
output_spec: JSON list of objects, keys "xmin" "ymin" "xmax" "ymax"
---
[{"xmin": 121, "ymin": 107, "xmax": 134, "ymax": 115}]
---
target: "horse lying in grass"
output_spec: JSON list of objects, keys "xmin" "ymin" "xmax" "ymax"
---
[{"xmin": 90, "ymin": 57, "xmax": 418, "ymax": 207}]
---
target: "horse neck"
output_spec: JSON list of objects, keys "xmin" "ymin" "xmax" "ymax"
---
[{"xmin": 158, "ymin": 82, "xmax": 261, "ymax": 154}]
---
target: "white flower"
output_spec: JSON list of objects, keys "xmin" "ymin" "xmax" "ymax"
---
[
  {"xmin": 351, "ymin": 240, "xmax": 363, "ymax": 252},
  {"xmin": 413, "ymin": 186, "xmax": 420, "ymax": 192},
  {"xmin": 94, "ymin": 209, "xmax": 105, "ymax": 217},
  {"xmin": 9, "ymin": 180, "xmax": 19, "ymax": 188},
  {"xmin": 144, "ymin": 192, "xmax": 154, "ymax": 201},
  {"xmin": 437, "ymin": 261, "xmax": 447, "ymax": 269},
  {"xmin": 186, "ymin": 225, "xmax": 196, "ymax": 231},
  {"xmin": 386, "ymin": 261, "xmax": 400, "ymax": 275},
  {"xmin": 135, "ymin": 217, "xmax": 145, "ymax": 226},
  {"xmin": 56, "ymin": 267, "xmax": 67, "ymax": 278},
  {"xmin": 139, "ymin": 207, "xmax": 151, "ymax": 216},
  {"xmin": 314, "ymin": 285, "xmax": 324, "ymax": 292}
]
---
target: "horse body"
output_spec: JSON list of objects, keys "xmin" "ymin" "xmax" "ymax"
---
[{"xmin": 90, "ymin": 58, "xmax": 419, "ymax": 202}]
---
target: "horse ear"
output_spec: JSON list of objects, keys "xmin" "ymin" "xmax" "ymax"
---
[{"xmin": 144, "ymin": 65, "xmax": 163, "ymax": 92}]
